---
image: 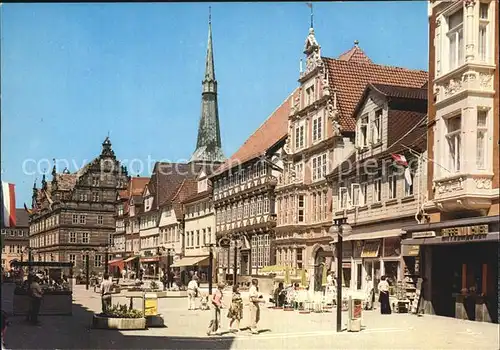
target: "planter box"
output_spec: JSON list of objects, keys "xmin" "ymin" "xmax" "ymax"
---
[
  {"xmin": 146, "ymin": 314, "xmax": 165, "ymax": 327},
  {"xmin": 92, "ymin": 315, "xmax": 146, "ymax": 330},
  {"xmin": 13, "ymin": 294, "xmax": 72, "ymax": 316}
]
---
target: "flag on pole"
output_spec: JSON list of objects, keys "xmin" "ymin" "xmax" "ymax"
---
[
  {"xmin": 1, "ymin": 182, "xmax": 16, "ymax": 228},
  {"xmin": 306, "ymin": 2, "xmax": 312, "ymax": 8},
  {"xmin": 404, "ymin": 168, "xmax": 413, "ymax": 187},
  {"xmin": 24, "ymin": 203, "xmax": 33, "ymax": 215},
  {"xmin": 391, "ymin": 153, "xmax": 408, "ymax": 167}
]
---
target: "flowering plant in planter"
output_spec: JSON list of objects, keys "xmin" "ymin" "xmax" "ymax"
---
[
  {"xmin": 104, "ymin": 303, "xmax": 144, "ymax": 318},
  {"xmin": 149, "ymin": 281, "xmax": 160, "ymax": 291}
]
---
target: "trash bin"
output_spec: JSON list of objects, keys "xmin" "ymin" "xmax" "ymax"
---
[{"xmin": 347, "ymin": 296, "xmax": 362, "ymax": 332}]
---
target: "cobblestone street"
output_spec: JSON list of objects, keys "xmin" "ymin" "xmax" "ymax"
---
[{"xmin": 2, "ymin": 283, "xmax": 499, "ymax": 349}]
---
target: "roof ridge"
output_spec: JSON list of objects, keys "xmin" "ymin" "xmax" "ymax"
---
[
  {"xmin": 322, "ymin": 56, "xmax": 428, "ymax": 73},
  {"xmin": 229, "ymin": 88, "xmax": 298, "ymax": 158}
]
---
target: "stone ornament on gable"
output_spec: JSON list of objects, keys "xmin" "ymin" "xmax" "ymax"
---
[{"xmin": 474, "ymin": 178, "xmax": 492, "ymax": 189}]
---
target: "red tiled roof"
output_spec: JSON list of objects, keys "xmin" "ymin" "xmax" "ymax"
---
[
  {"xmin": 214, "ymin": 89, "xmax": 298, "ymax": 175},
  {"xmin": 169, "ymin": 179, "xmax": 198, "ymax": 217},
  {"xmin": 370, "ymin": 83, "xmax": 427, "ymax": 101},
  {"xmin": 387, "ymin": 110, "xmax": 427, "ymax": 146},
  {"xmin": 182, "ymin": 189, "xmax": 211, "ymax": 204},
  {"xmin": 323, "ymin": 47, "xmax": 428, "ymax": 132},
  {"xmin": 148, "ymin": 162, "xmax": 203, "ymax": 208},
  {"xmin": 119, "ymin": 177, "xmax": 150, "ymax": 201},
  {"xmin": 338, "ymin": 45, "xmax": 373, "ymax": 64}
]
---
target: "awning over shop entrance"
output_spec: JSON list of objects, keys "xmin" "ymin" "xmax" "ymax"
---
[
  {"xmin": 171, "ymin": 256, "xmax": 209, "ymax": 268},
  {"xmin": 124, "ymin": 256, "xmax": 139, "ymax": 263},
  {"xmin": 108, "ymin": 258, "xmax": 124, "ymax": 271},
  {"xmin": 344, "ymin": 228, "xmax": 402, "ymax": 241},
  {"xmin": 360, "ymin": 240, "xmax": 381, "ymax": 258}
]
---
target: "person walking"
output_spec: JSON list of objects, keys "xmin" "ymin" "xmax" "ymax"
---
[
  {"xmin": 364, "ymin": 275, "xmax": 374, "ymax": 310},
  {"xmin": 161, "ymin": 272, "xmax": 168, "ymax": 291},
  {"xmin": 207, "ymin": 282, "xmax": 224, "ymax": 336},
  {"xmin": 227, "ymin": 285, "xmax": 243, "ymax": 332},
  {"xmin": 100, "ymin": 273, "xmax": 113, "ymax": 315},
  {"xmin": 187, "ymin": 277, "xmax": 199, "ymax": 310},
  {"xmin": 248, "ymin": 279, "xmax": 264, "ymax": 335},
  {"xmin": 377, "ymin": 275, "xmax": 391, "ymax": 314},
  {"xmin": 28, "ymin": 275, "xmax": 43, "ymax": 325}
]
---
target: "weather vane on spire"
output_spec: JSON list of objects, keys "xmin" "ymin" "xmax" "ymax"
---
[{"xmin": 306, "ymin": 2, "xmax": 314, "ymax": 29}]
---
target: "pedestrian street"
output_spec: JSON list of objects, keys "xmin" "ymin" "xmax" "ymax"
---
[{"xmin": 2, "ymin": 283, "xmax": 499, "ymax": 349}]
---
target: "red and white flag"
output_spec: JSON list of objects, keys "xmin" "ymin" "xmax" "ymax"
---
[
  {"xmin": 1, "ymin": 182, "xmax": 16, "ymax": 228},
  {"xmin": 391, "ymin": 153, "xmax": 408, "ymax": 167}
]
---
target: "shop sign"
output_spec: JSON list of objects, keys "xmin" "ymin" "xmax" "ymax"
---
[
  {"xmin": 441, "ymin": 225, "xmax": 488, "ymax": 238},
  {"xmin": 342, "ymin": 262, "xmax": 352, "ymax": 268},
  {"xmin": 361, "ymin": 240, "xmax": 380, "ymax": 258},
  {"xmin": 144, "ymin": 293, "xmax": 158, "ymax": 317},
  {"xmin": 218, "ymin": 237, "xmax": 231, "ymax": 248},
  {"xmin": 412, "ymin": 231, "xmax": 436, "ymax": 239},
  {"xmin": 402, "ymin": 245, "xmax": 420, "ymax": 257}
]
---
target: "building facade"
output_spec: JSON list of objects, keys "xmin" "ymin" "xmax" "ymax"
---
[
  {"xmin": 401, "ymin": 0, "xmax": 499, "ymax": 323},
  {"xmin": 211, "ymin": 92, "xmax": 294, "ymax": 281},
  {"xmin": 1, "ymin": 209, "xmax": 29, "ymax": 271},
  {"xmin": 179, "ymin": 170, "xmax": 215, "ymax": 282},
  {"xmin": 110, "ymin": 176, "xmax": 149, "ymax": 276},
  {"xmin": 275, "ymin": 26, "xmax": 428, "ymax": 291},
  {"xmin": 28, "ymin": 138, "xmax": 129, "ymax": 275},
  {"xmin": 327, "ymin": 83, "xmax": 428, "ymax": 295}
]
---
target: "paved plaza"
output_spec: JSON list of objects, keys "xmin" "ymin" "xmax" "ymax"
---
[{"xmin": 2, "ymin": 283, "xmax": 499, "ymax": 349}]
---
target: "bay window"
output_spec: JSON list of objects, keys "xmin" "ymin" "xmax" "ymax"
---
[
  {"xmin": 476, "ymin": 109, "xmax": 488, "ymax": 170},
  {"xmin": 447, "ymin": 8, "xmax": 464, "ymax": 70},
  {"xmin": 446, "ymin": 115, "xmax": 462, "ymax": 173}
]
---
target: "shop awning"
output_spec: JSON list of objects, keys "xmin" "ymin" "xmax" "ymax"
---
[
  {"xmin": 360, "ymin": 240, "xmax": 381, "ymax": 258},
  {"xmin": 124, "ymin": 256, "xmax": 139, "ymax": 263},
  {"xmin": 345, "ymin": 229, "xmax": 402, "ymax": 242},
  {"xmin": 402, "ymin": 232, "xmax": 499, "ymax": 246},
  {"xmin": 171, "ymin": 256, "xmax": 209, "ymax": 268},
  {"xmin": 402, "ymin": 215, "xmax": 499, "ymax": 233},
  {"xmin": 140, "ymin": 257, "xmax": 160, "ymax": 263},
  {"xmin": 108, "ymin": 258, "xmax": 123, "ymax": 265}
]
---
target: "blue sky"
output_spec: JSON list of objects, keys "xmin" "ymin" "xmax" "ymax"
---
[{"xmin": 1, "ymin": 2, "xmax": 428, "ymax": 205}]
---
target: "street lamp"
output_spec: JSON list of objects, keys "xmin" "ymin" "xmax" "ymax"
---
[
  {"xmin": 329, "ymin": 217, "xmax": 352, "ymax": 333},
  {"xmin": 204, "ymin": 240, "xmax": 216, "ymax": 295},
  {"xmin": 81, "ymin": 248, "xmax": 97, "ymax": 290}
]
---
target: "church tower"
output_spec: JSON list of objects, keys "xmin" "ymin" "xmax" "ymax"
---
[{"xmin": 190, "ymin": 8, "xmax": 226, "ymax": 164}]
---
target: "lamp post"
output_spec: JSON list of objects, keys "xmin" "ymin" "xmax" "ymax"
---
[
  {"xmin": 329, "ymin": 217, "xmax": 351, "ymax": 333},
  {"xmin": 81, "ymin": 248, "xmax": 96, "ymax": 290},
  {"xmin": 204, "ymin": 241, "xmax": 216, "ymax": 295}
]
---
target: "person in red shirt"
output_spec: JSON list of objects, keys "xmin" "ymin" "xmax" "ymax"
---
[{"xmin": 207, "ymin": 282, "xmax": 225, "ymax": 336}]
